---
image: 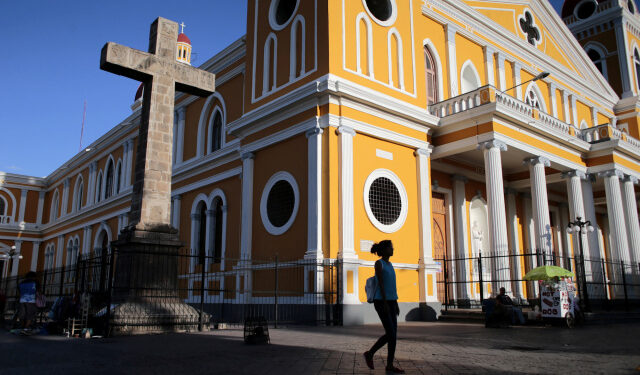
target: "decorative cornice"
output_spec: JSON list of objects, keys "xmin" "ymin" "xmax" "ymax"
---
[
  {"xmin": 241, "ymin": 152, "xmax": 255, "ymax": 161},
  {"xmin": 415, "ymin": 147, "xmax": 433, "ymax": 157},
  {"xmin": 561, "ymin": 170, "xmax": 586, "ymax": 180},
  {"xmin": 598, "ymin": 169, "xmax": 625, "ymax": 179},
  {"xmin": 478, "ymin": 140, "xmax": 508, "ymax": 152},
  {"xmin": 336, "ymin": 126, "xmax": 356, "ymax": 137},
  {"xmin": 523, "ymin": 156, "xmax": 551, "ymax": 167},
  {"xmin": 623, "ymin": 174, "xmax": 639, "ymax": 184}
]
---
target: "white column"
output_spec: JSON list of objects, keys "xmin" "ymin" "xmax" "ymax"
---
[
  {"xmin": 591, "ymin": 107, "xmax": 599, "ymax": 127},
  {"xmin": 416, "ymin": 148, "xmax": 436, "ymax": 302},
  {"xmin": 496, "ymin": 52, "xmax": 507, "ymax": 92},
  {"xmin": 83, "ymin": 226, "xmax": 93, "ymax": 255},
  {"xmin": 176, "ymin": 107, "xmax": 186, "ymax": 165},
  {"xmin": 337, "ymin": 126, "xmax": 356, "ymax": 260},
  {"xmin": 10, "ymin": 241, "xmax": 22, "ymax": 277},
  {"xmin": 18, "ymin": 189, "xmax": 27, "ymax": 224},
  {"xmin": 549, "ymin": 82, "xmax": 558, "ymax": 118},
  {"xmin": 479, "ymin": 140, "xmax": 510, "ymax": 293},
  {"xmin": 601, "ymin": 170, "xmax": 630, "ymax": 297},
  {"xmin": 36, "ymin": 191, "xmax": 45, "ymax": 226},
  {"xmin": 621, "ymin": 175, "xmax": 640, "ymax": 267},
  {"xmin": 452, "ymin": 175, "xmax": 471, "ymax": 300},
  {"xmin": 513, "ymin": 62, "xmax": 523, "ymax": 100},
  {"xmin": 55, "ymin": 235, "xmax": 64, "ymax": 268},
  {"xmin": 614, "ymin": 19, "xmax": 634, "ymax": 97},
  {"xmin": 558, "ymin": 203, "xmax": 571, "ymax": 268},
  {"xmin": 525, "ymin": 156, "xmax": 553, "ymax": 257},
  {"xmin": 505, "ymin": 188, "xmax": 523, "ymax": 298},
  {"xmin": 61, "ymin": 178, "xmax": 70, "ymax": 216},
  {"xmin": 564, "ymin": 171, "xmax": 587, "ymax": 257},
  {"xmin": 240, "ymin": 152, "xmax": 255, "ymax": 261},
  {"xmin": 30, "ymin": 241, "xmax": 40, "ymax": 271},
  {"xmin": 171, "ymin": 195, "xmax": 182, "ymax": 231},
  {"xmin": 305, "ymin": 128, "xmax": 323, "ymax": 260},
  {"xmin": 483, "ymin": 46, "xmax": 495, "ymax": 86},
  {"xmin": 445, "ymin": 24, "xmax": 459, "ymax": 97},
  {"xmin": 125, "ymin": 139, "xmax": 134, "ymax": 187}
]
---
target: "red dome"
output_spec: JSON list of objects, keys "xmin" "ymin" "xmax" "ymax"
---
[
  {"xmin": 177, "ymin": 33, "xmax": 191, "ymax": 44},
  {"xmin": 134, "ymin": 83, "xmax": 143, "ymax": 101},
  {"xmin": 561, "ymin": 0, "xmax": 607, "ymax": 18}
]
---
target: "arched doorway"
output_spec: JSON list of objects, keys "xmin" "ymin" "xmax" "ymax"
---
[{"xmin": 432, "ymin": 192, "xmax": 452, "ymax": 304}]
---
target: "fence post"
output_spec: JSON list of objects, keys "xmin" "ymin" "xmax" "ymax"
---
[
  {"xmin": 478, "ymin": 253, "xmax": 484, "ymax": 306},
  {"xmin": 58, "ymin": 265, "xmax": 66, "ymax": 297},
  {"xmin": 443, "ymin": 258, "xmax": 449, "ymax": 312},
  {"xmin": 601, "ymin": 259, "xmax": 608, "ymax": 302},
  {"xmin": 198, "ymin": 254, "xmax": 206, "ymax": 332},
  {"xmin": 621, "ymin": 261, "xmax": 629, "ymax": 311},
  {"xmin": 274, "ymin": 254, "xmax": 279, "ymax": 329},
  {"xmin": 105, "ymin": 248, "xmax": 117, "ymax": 338}
]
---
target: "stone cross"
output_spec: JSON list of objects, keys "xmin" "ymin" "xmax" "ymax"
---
[{"xmin": 100, "ymin": 17, "xmax": 215, "ymax": 231}]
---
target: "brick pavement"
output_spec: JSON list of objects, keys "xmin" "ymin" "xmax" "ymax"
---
[{"xmin": 1, "ymin": 322, "xmax": 639, "ymax": 374}]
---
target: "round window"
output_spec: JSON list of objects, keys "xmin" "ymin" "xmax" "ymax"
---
[
  {"xmin": 362, "ymin": 0, "xmax": 397, "ymax": 26},
  {"xmin": 363, "ymin": 169, "xmax": 408, "ymax": 233},
  {"xmin": 260, "ymin": 171, "xmax": 299, "ymax": 235},
  {"xmin": 269, "ymin": 0, "xmax": 299, "ymax": 30},
  {"xmin": 575, "ymin": 0, "xmax": 597, "ymax": 19}
]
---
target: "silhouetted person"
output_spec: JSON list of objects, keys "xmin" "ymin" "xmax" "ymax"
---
[
  {"xmin": 18, "ymin": 271, "xmax": 40, "ymax": 334},
  {"xmin": 363, "ymin": 240, "xmax": 404, "ymax": 373}
]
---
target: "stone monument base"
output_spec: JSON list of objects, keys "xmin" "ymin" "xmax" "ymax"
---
[{"xmin": 108, "ymin": 226, "xmax": 208, "ymax": 335}]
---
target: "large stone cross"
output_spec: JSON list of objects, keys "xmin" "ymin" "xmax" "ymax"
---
[{"xmin": 100, "ymin": 17, "xmax": 215, "ymax": 231}]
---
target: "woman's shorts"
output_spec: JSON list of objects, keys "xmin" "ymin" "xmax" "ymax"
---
[{"xmin": 19, "ymin": 303, "xmax": 37, "ymax": 322}]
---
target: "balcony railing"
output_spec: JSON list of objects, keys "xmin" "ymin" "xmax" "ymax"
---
[
  {"xmin": 428, "ymin": 85, "xmax": 640, "ymax": 155},
  {"xmin": 0, "ymin": 215, "xmax": 12, "ymax": 224}
]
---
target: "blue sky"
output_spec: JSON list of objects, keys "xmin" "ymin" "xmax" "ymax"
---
[{"xmin": 1, "ymin": 0, "xmax": 564, "ymax": 178}]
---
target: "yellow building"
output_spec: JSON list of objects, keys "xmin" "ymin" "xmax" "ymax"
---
[{"xmin": 2, "ymin": 0, "xmax": 640, "ymax": 324}]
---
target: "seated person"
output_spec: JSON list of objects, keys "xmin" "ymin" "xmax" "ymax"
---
[{"xmin": 496, "ymin": 287, "xmax": 525, "ymax": 325}]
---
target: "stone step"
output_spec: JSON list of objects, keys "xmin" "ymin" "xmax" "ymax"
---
[{"xmin": 438, "ymin": 309, "xmax": 485, "ymax": 323}]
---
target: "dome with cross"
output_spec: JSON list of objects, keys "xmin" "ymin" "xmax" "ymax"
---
[{"xmin": 176, "ymin": 22, "xmax": 192, "ymax": 65}]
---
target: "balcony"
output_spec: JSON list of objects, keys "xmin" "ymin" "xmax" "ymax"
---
[
  {"xmin": 0, "ymin": 215, "xmax": 12, "ymax": 224},
  {"xmin": 428, "ymin": 85, "xmax": 640, "ymax": 156}
]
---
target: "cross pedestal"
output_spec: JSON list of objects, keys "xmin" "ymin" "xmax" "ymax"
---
[{"xmin": 100, "ymin": 17, "xmax": 215, "ymax": 335}]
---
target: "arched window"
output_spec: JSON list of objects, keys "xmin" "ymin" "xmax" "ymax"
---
[
  {"xmin": 356, "ymin": 14, "xmax": 374, "ymax": 77},
  {"xmin": 424, "ymin": 46, "xmax": 439, "ymax": 105},
  {"xmin": 460, "ymin": 61, "xmax": 481, "ymax": 94},
  {"xmin": 290, "ymin": 16, "xmax": 305, "ymax": 80},
  {"xmin": 96, "ymin": 172, "xmax": 103, "ymax": 203},
  {"xmin": 115, "ymin": 161, "xmax": 122, "ymax": 195},
  {"xmin": 587, "ymin": 49, "xmax": 603, "ymax": 73},
  {"xmin": 525, "ymin": 87, "xmax": 541, "ymax": 109},
  {"xmin": 211, "ymin": 197, "xmax": 224, "ymax": 262},
  {"xmin": 44, "ymin": 245, "xmax": 55, "ymax": 271},
  {"xmin": 0, "ymin": 197, "xmax": 5, "ymax": 216},
  {"xmin": 263, "ymin": 34, "xmax": 277, "ymax": 95},
  {"xmin": 634, "ymin": 49, "xmax": 640, "ymax": 92},
  {"xmin": 585, "ymin": 45, "xmax": 608, "ymax": 79},
  {"xmin": 105, "ymin": 161, "xmax": 114, "ymax": 199},
  {"xmin": 198, "ymin": 203, "xmax": 207, "ymax": 262},
  {"xmin": 73, "ymin": 176, "xmax": 84, "ymax": 213},
  {"xmin": 211, "ymin": 111, "xmax": 222, "ymax": 153},
  {"xmin": 50, "ymin": 190, "xmax": 60, "ymax": 222},
  {"xmin": 388, "ymin": 30, "xmax": 404, "ymax": 90}
]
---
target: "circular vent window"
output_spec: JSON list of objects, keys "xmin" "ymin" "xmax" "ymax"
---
[
  {"xmin": 363, "ymin": 0, "xmax": 397, "ymax": 26},
  {"xmin": 575, "ymin": 0, "xmax": 597, "ymax": 19},
  {"xmin": 269, "ymin": 0, "xmax": 299, "ymax": 30},
  {"xmin": 261, "ymin": 171, "xmax": 299, "ymax": 235},
  {"xmin": 364, "ymin": 169, "xmax": 408, "ymax": 233}
]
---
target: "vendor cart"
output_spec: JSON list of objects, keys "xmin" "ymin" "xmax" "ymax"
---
[{"xmin": 539, "ymin": 278, "xmax": 577, "ymax": 328}]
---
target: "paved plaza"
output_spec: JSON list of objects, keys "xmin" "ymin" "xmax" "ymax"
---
[{"xmin": 1, "ymin": 322, "xmax": 639, "ymax": 374}]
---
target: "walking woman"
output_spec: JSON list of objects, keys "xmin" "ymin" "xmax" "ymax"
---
[{"xmin": 363, "ymin": 240, "xmax": 404, "ymax": 373}]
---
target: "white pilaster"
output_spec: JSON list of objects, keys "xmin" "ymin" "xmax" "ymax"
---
[
  {"xmin": 445, "ymin": 24, "xmax": 459, "ymax": 97},
  {"xmin": 614, "ymin": 19, "xmax": 634, "ymax": 97},
  {"xmin": 305, "ymin": 128, "xmax": 323, "ymax": 260},
  {"xmin": 621, "ymin": 175, "xmax": 640, "ymax": 268},
  {"xmin": 176, "ymin": 107, "xmax": 186, "ymax": 165},
  {"xmin": 483, "ymin": 46, "xmax": 495, "ymax": 87},
  {"xmin": 10, "ymin": 241, "xmax": 22, "ymax": 277},
  {"xmin": 36, "ymin": 191, "xmax": 45, "ymax": 226},
  {"xmin": 496, "ymin": 52, "xmax": 506, "ymax": 91},
  {"xmin": 125, "ymin": 138, "xmax": 134, "ymax": 187},
  {"xmin": 479, "ymin": 140, "xmax": 510, "ymax": 293},
  {"xmin": 601, "ymin": 170, "xmax": 629, "ymax": 265},
  {"xmin": 171, "ymin": 195, "xmax": 182, "ymax": 231},
  {"xmin": 581, "ymin": 175, "xmax": 603, "ymax": 262},
  {"xmin": 18, "ymin": 189, "xmax": 27, "ymax": 224},
  {"xmin": 513, "ymin": 62, "xmax": 523, "ymax": 100},
  {"xmin": 240, "ymin": 152, "xmax": 255, "ymax": 261},
  {"xmin": 564, "ymin": 171, "xmax": 587, "ymax": 257},
  {"xmin": 87, "ymin": 161, "xmax": 98, "ymax": 205},
  {"xmin": 591, "ymin": 107, "xmax": 599, "ymax": 127},
  {"xmin": 548, "ymin": 82, "xmax": 558, "ymax": 118},
  {"xmin": 337, "ymin": 126, "xmax": 356, "ymax": 260},
  {"xmin": 55, "ymin": 235, "xmax": 64, "ymax": 268},
  {"xmin": 571, "ymin": 95, "xmax": 579, "ymax": 128},
  {"xmin": 452, "ymin": 175, "xmax": 471, "ymax": 300},
  {"xmin": 416, "ymin": 148, "xmax": 436, "ymax": 302},
  {"xmin": 525, "ymin": 156, "xmax": 552, "ymax": 256},
  {"xmin": 562, "ymin": 91, "xmax": 570, "ymax": 124},
  {"xmin": 505, "ymin": 188, "xmax": 522, "ymax": 298},
  {"xmin": 206, "ymin": 209, "xmax": 216, "ymax": 260},
  {"xmin": 30, "ymin": 241, "xmax": 40, "ymax": 271}
]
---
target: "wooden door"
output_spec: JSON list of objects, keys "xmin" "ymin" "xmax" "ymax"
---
[{"xmin": 432, "ymin": 192, "xmax": 451, "ymax": 304}]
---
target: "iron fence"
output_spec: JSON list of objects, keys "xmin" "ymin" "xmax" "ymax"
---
[
  {"xmin": 1, "ymin": 250, "xmax": 343, "ymax": 334},
  {"xmin": 435, "ymin": 250, "xmax": 640, "ymax": 311}
]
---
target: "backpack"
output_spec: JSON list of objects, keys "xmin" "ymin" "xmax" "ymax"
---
[{"xmin": 365, "ymin": 276, "xmax": 377, "ymax": 303}]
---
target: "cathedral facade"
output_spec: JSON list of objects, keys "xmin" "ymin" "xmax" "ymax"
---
[{"xmin": 2, "ymin": 0, "xmax": 640, "ymax": 324}]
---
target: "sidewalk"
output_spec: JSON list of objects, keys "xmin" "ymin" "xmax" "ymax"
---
[{"xmin": 1, "ymin": 322, "xmax": 639, "ymax": 374}]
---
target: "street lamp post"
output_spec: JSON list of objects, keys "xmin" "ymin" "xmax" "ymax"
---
[{"xmin": 566, "ymin": 217, "xmax": 594, "ymax": 312}]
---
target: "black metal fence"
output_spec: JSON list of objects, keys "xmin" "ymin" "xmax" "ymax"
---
[
  {"xmin": 435, "ymin": 251, "xmax": 640, "ymax": 311},
  {"xmin": 1, "ymin": 250, "xmax": 342, "ymax": 334}
]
